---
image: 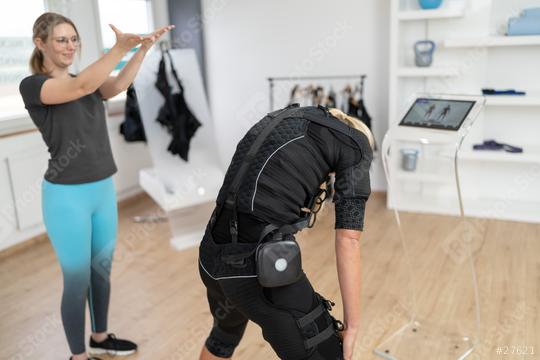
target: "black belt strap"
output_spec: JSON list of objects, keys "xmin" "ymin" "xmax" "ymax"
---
[
  {"xmin": 278, "ymin": 217, "xmax": 311, "ymax": 234},
  {"xmin": 220, "ymin": 216, "xmax": 310, "ymax": 264}
]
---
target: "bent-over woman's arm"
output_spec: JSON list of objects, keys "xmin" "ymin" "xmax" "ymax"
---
[
  {"xmin": 335, "ymin": 228, "xmax": 361, "ymax": 359},
  {"xmin": 335, "ymin": 229, "xmax": 362, "ymax": 329}
]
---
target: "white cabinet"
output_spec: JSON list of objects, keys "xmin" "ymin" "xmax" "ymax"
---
[
  {"xmin": 0, "ymin": 131, "xmax": 48, "ymax": 250},
  {"xmin": 0, "ymin": 101, "xmax": 153, "ymax": 252},
  {"xmin": 6, "ymin": 145, "xmax": 49, "ymax": 230},
  {"xmin": 0, "ymin": 157, "xmax": 16, "ymax": 245}
]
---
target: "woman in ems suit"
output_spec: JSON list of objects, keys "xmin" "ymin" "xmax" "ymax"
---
[{"xmin": 198, "ymin": 104, "xmax": 374, "ymax": 360}]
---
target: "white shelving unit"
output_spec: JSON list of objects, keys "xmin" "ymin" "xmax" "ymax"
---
[
  {"xmin": 444, "ymin": 35, "xmax": 540, "ymax": 47},
  {"xmin": 485, "ymin": 96, "xmax": 540, "ymax": 107},
  {"xmin": 459, "ymin": 146, "xmax": 540, "ymax": 164},
  {"xmin": 387, "ymin": 0, "xmax": 540, "ymax": 224},
  {"xmin": 397, "ymin": 67, "xmax": 459, "ymax": 77},
  {"xmin": 398, "ymin": 7, "xmax": 466, "ymax": 21},
  {"xmin": 395, "ymin": 171, "xmax": 453, "ymax": 184}
]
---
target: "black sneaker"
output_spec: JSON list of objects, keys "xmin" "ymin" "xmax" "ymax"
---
[
  {"xmin": 89, "ymin": 333, "xmax": 138, "ymax": 356},
  {"xmin": 69, "ymin": 357, "xmax": 103, "ymax": 360}
]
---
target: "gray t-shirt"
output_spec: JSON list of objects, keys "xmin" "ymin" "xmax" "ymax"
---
[{"xmin": 19, "ymin": 73, "xmax": 117, "ymax": 184}]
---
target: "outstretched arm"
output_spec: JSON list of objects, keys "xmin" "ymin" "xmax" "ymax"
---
[
  {"xmin": 335, "ymin": 228, "xmax": 362, "ymax": 360},
  {"xmin": 38, "ymin": 24, "xmax": 145, "ymax": 105},
  {"xmin": 98, "ymin": 25, "xmax": 174, "ymax": 99}
]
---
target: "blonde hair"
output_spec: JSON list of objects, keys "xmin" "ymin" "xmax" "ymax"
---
[
  {"xmin": 328, "ymin": 108, "xmax": 374, "ymax": 150},
  {"xmin": 30, "ymin": 12, "xmax": 81, "ymax": 75}
]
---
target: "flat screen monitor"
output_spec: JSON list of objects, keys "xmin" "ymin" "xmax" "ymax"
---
[{"xmin": 399, "ymin": 98, "xmax": 476, "ymax": 131}]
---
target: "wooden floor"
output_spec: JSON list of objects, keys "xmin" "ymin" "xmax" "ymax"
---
[{"xmin": 0, "ymin": 193, "xmax": 538, "ymax": 359}]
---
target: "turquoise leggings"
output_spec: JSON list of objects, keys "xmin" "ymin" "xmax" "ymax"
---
[{"xmin": 42, "ymin": 176, "xmax": 117, "ymax": 355}]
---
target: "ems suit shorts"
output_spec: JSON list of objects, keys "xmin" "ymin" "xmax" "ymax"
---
[{"xmin": 198, "ymin": 261, "xmax": 343, "ymax": 359}]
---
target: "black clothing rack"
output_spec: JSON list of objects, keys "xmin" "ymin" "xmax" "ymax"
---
[{"xmin": 267, "ymin": 74, "xmax": 367, "ymax": 111}]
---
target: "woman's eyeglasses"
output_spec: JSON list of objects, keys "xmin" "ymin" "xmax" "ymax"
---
[{"xmin": 53, "ymin": 36, "xmax": 80, "ymax": 47}]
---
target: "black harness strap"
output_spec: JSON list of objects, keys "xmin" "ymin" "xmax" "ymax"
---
[
  {"xmin": 296, "ymin": 304, "xmax": 326, "ymax": 328},
  {"xmin": 297, "ymin": 293, "xmax": 341, "ymax": 349},
  {"xmin": 304, "ymin": 325, "xmax": 335, "ymax": 349}
]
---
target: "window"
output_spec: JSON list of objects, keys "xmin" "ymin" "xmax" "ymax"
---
[
  {"xmin": 0, "ymin": 0, "xmax": 46, "ymax": 117},
  {"xmin": 97, "ymin": 0, "xmax": 154, "ymax": 73}
]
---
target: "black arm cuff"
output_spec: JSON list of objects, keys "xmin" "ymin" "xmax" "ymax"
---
[{"xmin": 334, "ymin": 197, "xmax": 366, "ymax": 231}]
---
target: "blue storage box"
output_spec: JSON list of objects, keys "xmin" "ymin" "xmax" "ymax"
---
[
  {"xmin": 507, "ymin": 8, "xmax": 540, "ymax": 36},
  {"xmin": 521, "ymin": 7, "xmax": 540, "ymax": 18},
  {"xmin": 507, "ymin": 17, "xmax": 540, "ymax": 36}
]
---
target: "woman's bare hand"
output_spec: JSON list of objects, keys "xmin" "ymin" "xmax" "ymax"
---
[
  {"xmin": 109, "ymin": 24, "xmax": 144, "ymax": 52},
  {"xmin": 341, "ymin": 327, "xmax": 358, "ymax": 360},
  {"xmin": 140, "ymin": 25, "xmax": 175, "ymax": 51}
]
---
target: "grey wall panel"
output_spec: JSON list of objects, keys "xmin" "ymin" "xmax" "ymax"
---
[{"xmin": 167, "ymin": 0, "xmax": 206, "ymax": 88}]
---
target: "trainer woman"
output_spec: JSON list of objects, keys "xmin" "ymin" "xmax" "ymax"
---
[
  {"xmin": 19, "ymin": 12, "xmax": 173, "ymax": 360},
  {"xmin": 198, "ymin": 105, "xmax": 374, "ymax": 360}
]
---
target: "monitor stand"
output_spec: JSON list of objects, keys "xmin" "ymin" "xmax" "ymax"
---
[{"xmin": 374, "ymin": 95, "xmax": 484, "ymax": 360}]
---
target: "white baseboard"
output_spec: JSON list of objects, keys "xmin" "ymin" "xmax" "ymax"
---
[{"xmin": 117, "ymin": 186, "xmax": 144, "ymax": 202}]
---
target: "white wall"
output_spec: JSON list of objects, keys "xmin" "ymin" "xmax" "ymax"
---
[{"xmin": 202, "ymin": 0, "xmax": 391, "ymax": 190}]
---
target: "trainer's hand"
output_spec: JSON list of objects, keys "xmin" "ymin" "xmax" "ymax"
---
[
  {"xmin": 140, "ymin": 25, "xmax": 175, "ymax": 51},
  {"xmin": 109, "ymin": 24, "xmax": 144, "ymax": 52},
  {"xmin": 341, "ymin": 327, "xmax": 358, "ymax": 360}
]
